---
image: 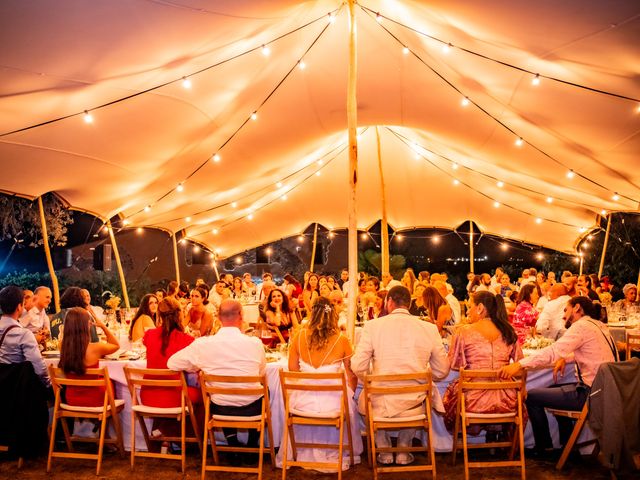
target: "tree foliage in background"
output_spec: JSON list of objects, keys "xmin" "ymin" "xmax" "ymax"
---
[
  {"xmin": 358, "ymin": 249, "xmax": 406, "ymax": 278},
  {"xmin": 0, "ymin": 193, "xmax": 73, "ymax": 247}
]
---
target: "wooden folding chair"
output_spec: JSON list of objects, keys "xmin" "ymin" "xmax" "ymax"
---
[
  {"xmin": 546, "ymin": 401, "xmax": 599, "ymax": 470},
  {"xmin": 626, "ymin": 331, "xmax": 640, "ymax": 359},
  {"xmin": 200, "ymin": 373, "xmax": 275, "ymax": 480},
  {"xmin": 451, "ymin": 369, "xmax": 525, "ymax": 480},
  {"xmin": 123, "ymin": 366, "xmax": 201, "ymax": 472},
  {"xmin": 279, "ymin": 370, "xmax": 354, "ymax": 480},
  {"xmin": 47, "ymin": 365, "xmax": 125, "ymax": 475},
  {"xmin": 363, "ymin": 371, "xmax": 436, "ymax": 480}
]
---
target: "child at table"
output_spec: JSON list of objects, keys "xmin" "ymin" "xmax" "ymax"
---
[{"xmin": 59, "ymin": 308, "xmax": 119, "ymax": 406}]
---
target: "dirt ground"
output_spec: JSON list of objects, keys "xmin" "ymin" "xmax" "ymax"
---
[{"xmin": 1, "ymin": 449, "xmax": 630, "ymax": 480}]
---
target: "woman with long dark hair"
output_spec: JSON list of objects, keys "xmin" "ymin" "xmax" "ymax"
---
[
  {"xmin": 302, "ymin": 273, "xmax": 319, "ymax": 314},
  {"xmin": 129, "ymin": 293, "xmax": 158, "ymax": 342},
  {"xmin": 265, "ymin": 288, "xmax": 299, "ymax": 343},
  {"xmin": 442, "ymin": 291, "xmax": 523, "ymax": 432},
  {"xmin": 513, "ymin": 284, "xmax": 540, "ymax": 344},
  {"xmin": 422, "ymin": 286, "xmax": 454, "ymax": 336},
  {"xmin": 59, "ymin": 307, "xmax": 119, "ymax": 406},
  {"xmin": 185, "ymin": 286, "xmax": 213, "ymax": 337}
]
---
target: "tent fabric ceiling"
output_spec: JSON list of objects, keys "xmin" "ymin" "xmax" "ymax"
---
[{"xmin": 0, "ymin": 0, "xmax": 638, "ymax": 256}]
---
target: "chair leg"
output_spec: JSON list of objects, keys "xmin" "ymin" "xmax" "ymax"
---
[
  {"xmin": 461, "ymin": 416, "xmax": 470, "ymax": 480},
  {"xmin": 451, "ymin": 409, "xmax": 460, "ymax": 466},
  {"xmin": 60, "ymin": 417, "xmax": 74, "ymax": 452},
  {"xmin": 181, "ymin": 411, "xmax": 187, "ymax": 474},
  {"xmin": 281, "ymin": 416, "xmax": 289, "ymax": 480},
  {"xmin": 130, "ymin": 411, "xmax": 136, "ymax": 469},
  {"xmin": 266, "ymin": 416, "xmax": 276, "ymax": 468},
  {"xmin": 257, "ymin": 423, "xmax": 265, "ymax": 480},
  {"xmin": 556, "ymin": 413, "xmax": 587, "ymax": 470},
  {"xmin": 201, "ymin": 424, "xmax": 209, "ymax": 480},
  {"xmin": 111, "ymin": 409, "xmax": 125, "ymax": 457},
  {"xmin": 96, "ymin": 414, "xmax": 109, "ymax": 476},
  {"xmin": 345, "ymin": 412, "xmax": 355, "ymax": 467},
  {"xmin": 337, "ymin": 416, "xmax": 344, "ymax": 480},
  {"xmin": 47, "ymin": 413, "xmax": 59, "ymax": 472},
  {"xmin": 509, "ymin": 423, "xmax": 518, "ymax": 460},
  {"xmin": 427, "ymin": 420, "xmax": 436, "ymax": 479}
]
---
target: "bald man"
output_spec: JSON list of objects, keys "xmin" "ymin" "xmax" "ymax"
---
[
  {"xmin": 20, "ymin": 286, "xmax": 52, "ymax": 343},
  {"xmin": 536, "ymin": 284, "xmax": 571, "ymax": 340},
  {"xmin": 168, "ymin": 300, "xmax": 266, "ymax": 459}
]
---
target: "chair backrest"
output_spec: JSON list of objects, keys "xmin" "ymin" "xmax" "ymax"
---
[
  {"xmin": 279, "ymin": 370, "xmax": 349, "ymax": 416},
  {"xmin": 123, "ymin": 366, "xmax": 188, "ymax": 406},
  {"xmin": 459, "ymin": 368, "xmax": 524, "ymax": 392},
  {"xmin": 363, "ymin": 371, "xmax": 433, "ymax": 397},
  {"xmin": 200, "ymin": 372, "xmax": 268, "ymax": 400},
  {"xmin": 626, "ymin": 331, "xmax": 640, "ymax": 358},
  {"xmin": 49, "ymin": 365, "xmax": 115, "ymax": 408}
]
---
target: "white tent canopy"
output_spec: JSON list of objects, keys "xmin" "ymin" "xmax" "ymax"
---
[{"xmin": 1, "ymin": 0, "xmax": 638, "ymax": 256}]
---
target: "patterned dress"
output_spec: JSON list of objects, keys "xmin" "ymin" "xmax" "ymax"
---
[{"xmin": 512, "ymin": 301, "xmax": 539, "ymax": 344}]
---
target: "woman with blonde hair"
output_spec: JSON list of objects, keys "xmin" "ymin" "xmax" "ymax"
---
[{"xmin": 422, "ymin": 286, "xmax": 454, "ymax": 336}]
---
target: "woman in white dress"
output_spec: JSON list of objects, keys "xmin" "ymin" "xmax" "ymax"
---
[{"xmin": 281, "ymin": 297, "xmax": 362, "ymax": 469}]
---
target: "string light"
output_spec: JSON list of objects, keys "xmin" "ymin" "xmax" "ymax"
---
[
  {"xmin": 361, "ymin": 233, "xmax": 368, "ymax": 240},
  {"xmin": 402, "ymin": 46, "xmax": 409, "ymax": 55},
  {"xmin": 328, "ymin": 231, "xmax": 335, "ymax": 239},
  {"xmin": 261, "ymin": 45, "xmax": 270, "ymax": 56},
  {"xmin": 453, "ymin": 179, "xmax": 460, "ymax": 185},
  {"xmin": 182, "ymin": 77, "xmax": 192, "ymax": 89},
  {"xmin": 461, "ymin": 97, "xmax": 470, "ymax": 107},
  {"xmin": 376, "ymin": 12, "xmax": 383, "ymax": 23},
  {"xmin": 536, "ymin": 252, "xmax": 544, "ymax": 261},
  {"xmin": 212, "ymin": 154, "xmax": 221, "ymax": 163},
  {"xmin": 493, "ymin": 201, "xmax": 500, "ymax": 208},
  {"xmin": 209, "ymin": 253, "xmax": 214, "ymax": 259},
  {"xmin": 298, "ymin": 235, "xmax": 305, "ymax": 242},
  {"xmin": 179, "ymin": 238, "xmax": 186, "ymax": 244},
  {"xmin": 136, "ymin": 227, "xmax": 143, "ymax": 234},
  {"xmin": 280, "ymin": 194, "xmax": 287, "ymax": 201},
  {"xmin": 247, "ymin": 213, "xmax": 254, "ymax": 220},
  {"xmin": 566, "ymin": 170, "xmax": 575, "ymax": 179},
  {"xmin": 432, "ymin": 235, "xmax": 440, "ymax": 244},
  {"xmin": 276, "ymin": 182, "xmax": 283, "ymax": 188},
  {"xmin": 396, "ymin": 234, "xmax": 404, "ymax": 241},
  {"xmin": 185, "ymin": 216, "xmax": 191, "ymax": 222},
  {"xmin": 501, "ymin": 242, "xmax": 508, "ymax": 251},
  {"xmin": 212, "ymin": 228, "xmax": 219, "ymax": 234},
  {"xmin": 497, "ymin": 181, "xmax": 504, "ymax": 188},
  {"xmin": 83, "ymin": 111, "xmax": 93, "ymax": 124},
  {"xmin": 315, "ymin": 171, "xmax": 321, "ymax": 176},
  {"xmin": 546, "ymin": 197, "xmax": 553, "ymax": 203},
  {"xmin": 452, "ymin": 163, "xmax": 459, "ymax": 170},
  {"xmin": 298, "ymin": 60, "xmax": 306, "ymax": 70},
  {"xmin": 535, "ymin": 217, "xmax": 543, "ymax": 224},
  {"xmin": 250, "ymin": 112, "xmax": 258, "ymax": 121},
  {"xmin": 122, "ymin": 219, "xmax": 130, "ymax": 226},
  {"xmin": 231, "ymin": 202, "xmax": 237, "ymax": 208},
  {"xmin": 328, "ymin": 12, "xmax": 336, "ymax": 23},
  {"xmin": 193, "ymin": 245, "xmax": 200, "ymax": 253},
  {"xmin": 317, "ymin": 160, "xmax": 324, "ymax": 166},
  {"xmin": 531, "ymin": 74, "xmax": 540, "ymax": 86},
  {"xmin": 515, "ymin": 137, "xmax": 524, "ymax": 147},
  {"xmin": 579, "ymin": 227, "xmax": 587, "ymax": 233},
  {"xmin": 612, "ymin": 193, "xmax": 620, "ymax": 201},
  {"xmin": 176, "ymin": 183, "xmax": 184, "ymax": 192},
  {"xmin": 144, "ymin": 205, "xmax": 151, "ymax": 212},
  {"xmin": 235, "ymin": 256, "xmax": 242, "ymax": 264},
  {"xmin": 600, "ymin": 209, "xmax": 607, "ymax": 216},
  {"xmin": 442, "ymin": 43, "xmax": 451, "ymax": 54},
  {"xmin": 102, "ymin": 226, "xmax": 109, "ymax": 233}
]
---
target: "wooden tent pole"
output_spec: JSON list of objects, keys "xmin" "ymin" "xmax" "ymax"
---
[
  {"xmin": 346, "ymin": 0, "xmax": 358, "ymax": 342},
  {"xmin": 37, "ymin": 196, "xmax": 60, "ymax": 313},
  {"xmin": 171, "ymin": 232, "xmax": 181, "ymax": 283},
  {"xmin": 597, "ymin": 213, "xmax": 612, "ymax": 279},
  {"xmin": 579, "ymin": 255, "xmax": 584, "ymax": 276},
  {"xmin": 211, "ymin": 254, "xmax": 221, "ymax": 282},
  {"xmin": 636, "ymin": 267, "xmax": 640, "ymax": 302},
  {"xmin": 376, "ymin": 127, "xmax": 389, "ymax": 276},
  {"xmin": 310, "ymin": 223, "xmax": 319, "ymax": 273},
  {"xmin": 469, "ymin": 222, "xmax": 475, "ymax": 274},
  {"xmin": 107, "ymin": 220, "xmax": 130, "ymax": 309}
]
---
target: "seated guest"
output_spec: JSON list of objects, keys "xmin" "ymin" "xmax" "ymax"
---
[
  {"xmin": 496, "ymin": 274, "xmax": 517, "ymax": 298},
  {"xmin": 329, "ymin": 290, "xmax": 347, "ymax": 330},
  {"xmin": 0, "ymin": 286, "xmax": 50, "ymax": 385},
  {"xmin": 576, "ymin": 274, "xmax": 600, "ymax": 301},
  {"xmin": 50, "ymin": 287, "xmax": 99, "ymax": 343},
  {"xmin": 168, "ymin": 300, "xmax": 266, "ymax": 457},
  {"xmin": 352, "ymin": 286, "xmax": 449, "ymax": 465},
  {"xmin": 166, "ymin": 281, "xmax": 179, "ymax": 300},
  {"xmin": 264, "ymin": 289, "xmax": 299, "ymax": 343},
  {"xmin": 81, "ymin": 289, "xmax": 103, "ymax": 324},
  {"xmin": 366, "ymin": 276, "xmax": 381, "ymax": 293},
  {"xmin": 20, "ymin": 289, "xmax": 35, "ymax": 319},
  {"xmin": 381, "ymin": 272, "xmax": 401, "ymax": 290},
  {"xmin": 129, "ymin": 293, "xmax": 158, "ymax": 342},
  {"xmin": 256, "ymin": 272, "xmax": 273, "ymax": 300},
  {"xmin": 490, "ymin": 267, "xmax": 504, "ymax": 291},
  {"xmin": 142, "ymin": 297, "xmax": 200, "ymax": 409},
  {"xmin": 208, "ymin": 280, "xmax": 229, "ymax": 310},
  {"xmin": 242, "ymin": 273, "xmax": 257, "ymax": 297},
  {"xmin": 434, "ymin": 281, "xmax": 461, "ymax": 325},
  {"xmin": 401, "ymin": 268, "xmax": 417, "ymax": 294},
  {"xmin": 476, "ymin": 273, "xmax": 492, "ymax": 292},
  {"xmin": 512, "ymin": 284, "xmax": 540, "ymax": 344},
  {"xmin": 185, "ymin": 286, "xmax": 213, "ymax": 338},
  {"xmin": 154, "ymin": 288, "xmax": 165, "ymax": 301},
  {"xmin": 418, "ymin": 271, "xmax": 430, "ymax": 285},
  {"xmin": 561, "ymin": 271, "xmax": 577, "ymax": 297},
  {"xmin": 535, "ymin": 284, "xmax": 570, "ymax": 340},
  {"xmin": 302, "ymin": 274, "xmax": 320, "ymax": 314},
  {"xmin": 613, "ymin": 284, "xmax": 639, "ymax": 314},
  {"xmin": 422, "ymin": 286, "xmax": 454, "ymax": 336},
  {"xmin": 443, "ymin": 291, "xmax": 523, "ymax": 432},
  {"xmin": 20, "ymin": 286, "xmax": 52, "ymax": 345},
  {"xmin": 59, "ymin": 308, "xmax": 119, "ymax": 406},
  {"xmin": 409, "ymin": 282, "xmax": 428, "ymax": 317},
  {"xmin": 319, "ymin": 283, "xmax": 332, "ymax": 299},
  {"xmin": 500, "ymin": 297, "xmax": 617, "ymax": 458},
  {"xmin": 230, "ymin": 276, "xmax": 245, "ymax": 299},
  {"xmin": 282, "ymin": 274, "xmax": 303, "ymax": 303}
]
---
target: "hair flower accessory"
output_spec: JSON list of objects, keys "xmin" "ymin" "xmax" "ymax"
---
[{"xmin": 324, "ymin": 304, "xmax": 332, "ymax": 314}]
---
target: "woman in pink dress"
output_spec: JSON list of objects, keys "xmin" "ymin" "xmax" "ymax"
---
[
  {"xmin": 442, "ymin": 291, "xmax": 524, "ymax": 432},
  {"xmin": 512, "ymin": 284, "xmax": 540, "ymax": 344}
]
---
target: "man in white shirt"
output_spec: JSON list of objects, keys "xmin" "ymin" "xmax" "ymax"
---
[
  {"xmin": 490, "ymin": 267, "xmax": 504, "ymax": 291},
  {"xmin": 352, "ymin": 286, "xmax": 450, "ymax": 465},
  {"xmin": 535, "ymin": 284, "xmax": 571, "ymax": 340},
  {"xmin": 20, "ymin": 286, "xmax": 52, "ymax": 344},
  {"xmin": 475, "ymin": 273, "xmax": 492, "ymax": 292},
  {"xmin": 381, "ymin": 272, "xmax": 402, "ymax": 290},
  {"xmin": 168, "ymin": 299, "xmax": 266, "ymax": 454},
  {"xmin": 208, "ymin": 280, "xmax": 228, "ymax": 309}
]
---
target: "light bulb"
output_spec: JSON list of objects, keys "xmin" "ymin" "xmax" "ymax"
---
[
  {"xmin": 298, "ymin": 60, "xmax": 306, "ymax": 70},
  {"xmin": 212, "ymin": 153, "xmax": 221, "ymax": 163},
  {"xmin": 328, "ymin": 13, "xmax": 336, "ymax": 23},
  {"xmin": 579, "ymin": 227, "xmax": 587, "ymax": 233},
  {"xmin": 546, "ymin": 197, "xmax": 553, "ymax": 203},
  {"xmin": 176, "ymin": 183, "xmax": 184, "ymax": 192},
  {"xmin": 235, "ymin": 256, "xmax": 242, "ymax": 264},
  {"xmin": 396, "ymin": 234, "xmax": 404, "ymax": 241},
  {"xmin": 403, "ymin": 46, "xmax": 409, "ymax": 55},
  {"xmin": 612, "ymin": 193, "xmax": 620, "ymax": 201},
  {"xmin": 182, "ymin": 77, "xmax": 192, "ymax": 89},
  {"xmin": 250, "ymin": 112, "xmax": 258, "ymax": 121},
  {"xmin": 179, "ymin": 239, "xmax": 186, "ymax": 244},
  {"xmin": 261, "ymin": 45, "xmax": 270, "ymax": 56},
  {"xmin": 376, "ymin": 13, "xmax": 382, "ymax": 23},
  {"xmin": 497, "ymin": 181, "xmax": 504, "ymax": 188},
  {"xmin": 600, "ymin": 209, "xmax": 607, "ymax": 216},
  {"xmin": 361, "ymin": 233, "xmax": 368, "ymax": 240},
  {"xmin": 566, "ymin": 170, "xmax": 575, "ymax": 179},
  {"xmin": 432, "ymin": 236, "xmax": 440, "ymax": 244},
  {"xmin": 144, "ymin": 205, "xmax": 151, "ymax": 212},
  {"xmin": 536, "ymin": 253, "xmax": 544, "ymax": 261},
  {"xmin": 276, "ymin": 182, "xmax": 283, "ymax": 188},
  {"xmin": 122, "ymin": 219, "xmax": 130, "ymax": 226},
  {"xmin": 531, "ymin": 74, "xmax": 540, "ymax": 86},
  {"xmin": 535, "ymin": 217, "xmax": 543, "ymax": 224},
  {"xmin": 212, "ymin": 228, "xmax": 219, "ymax": 235},
  {"xmin": 452, "ymin": 163, "xmax": 459, "ymax": 170},
  {"xmin": 442, "ymin": 43, "xmax": 451, "ymax": 54},
  {"xmin": 298, "ymin": 235, "xmax": 304, "ymax": 242},
  {"xmin": 193, "ymin": 245, "xmax": 200, "ymax": 253},
  {"xmin": 231, "ymin": 202, "xmax": 237, "ymax": 208},
  {"xmin": 317, "ymin": 160, "xmax": 323, "ymax": 166},
  {"xmin": 453, "ymin": 179, "xmax": 460, "ymax": 185},
  {"xmin": 247, "ymin": 213, "xmax": 254, "ymax": 220},
  {"xmin": 461, "ymin": 97, "xmax": 470, "ymax": 107},
  {"xmin": 501, "ymin": 242, "xmax": 508, "ymax": 251},
  {"xmin": 185, "ymin": 216, "xmax": 191, "ymax": 222},
  {"xmin": 515, "ymin": 137, "xmax": 524, "ymax": 147},
  {"xmin": 493, "ymin": 201, "xmax": 500, "ymax": 208},
  {"xmin": 83, "ymin": 111, "xmax": 93, "ymax": 124},
  {"xmin": 315, "ymin": 171, "xmax": 321, "ymax": 176},
  {"xmin": 281, "ymin": 194, "xmax": 287, "ymax": 201},
  {"xmin": 329, "ymin": 232, "xmax": 335, "ymax": 239},
  {"xmin": 209, "ymin": 253, "xmax": 214, "ymax": 259},
  {"xmin": 136, "ymin": 227, "xmax": 143, "ymax": 234}
]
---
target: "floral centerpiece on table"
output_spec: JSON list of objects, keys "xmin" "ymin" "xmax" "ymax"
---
[
  {"xmin": 523, "ymin": 336, "xmax": 554, "ymax": 350},
  {"xmin": 598, "ymin": 292, "xmax": 612, "ymax": 307},
  {"xmin": 105, "ymin": 295, "xmax": 121, "ymax": 311},
  {"xmin": 45, "ymin": 337, "xmax": 60, "ymax": 351}
]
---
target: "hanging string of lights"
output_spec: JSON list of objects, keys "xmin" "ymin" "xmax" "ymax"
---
[
  {"xmin": 359, "ymin": 4, "xmax": 640, "ymax": 104},
  {"xmin": 389, "ymin": 128, "xmax": 612, "ymax": 215},
  {"xmin": 387, "ymin": 127, "xmax": 592, "ymax": 230},
  {"xmin": 0, "ymin": 8, "xmax": 341, "ymax": 138},
  {"xmin": 125, "ymin": 9, "xmax": 341, "ymax": 221},
  {"xmin": 360, "ymin": 6, "xmax": 639, "ymax": 205}
]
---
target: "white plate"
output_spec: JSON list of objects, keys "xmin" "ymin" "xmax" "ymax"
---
[{"xmin": 42, "ymin": 350, "xmax": 60, "ymax": 356}]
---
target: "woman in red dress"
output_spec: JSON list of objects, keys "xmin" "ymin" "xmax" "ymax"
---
[
  {"xmin": 141, "ymin": 297, "xmax": 201, "ymax": 408},
  {"xmin": 59, "ymin": 307, "xmax": 120, "ymax": 406}
]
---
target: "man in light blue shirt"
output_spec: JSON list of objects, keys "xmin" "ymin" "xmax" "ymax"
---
[{"xmin": 0, "ymin": 285, "xmax": 50, "ymax": 386}]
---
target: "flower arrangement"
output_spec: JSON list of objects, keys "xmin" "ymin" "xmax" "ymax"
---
[
  {"xmin": 105, "ymin": 296, "xmax": 121, "ymax": 311},
  {"xmin": 523, "ymin": 336, "xmax": 554, "ymax": 350},
  {"xmin": 598, "ymin": 292, "xmax": 612, "ymax": 306}
]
